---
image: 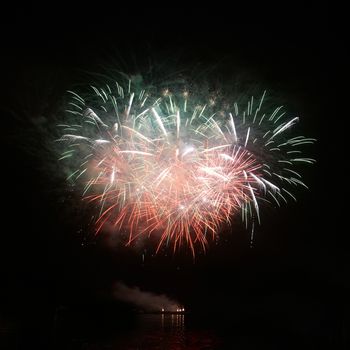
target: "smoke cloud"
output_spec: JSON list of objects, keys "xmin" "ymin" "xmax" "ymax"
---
[{"xmin": 113, "ymin": 282, "xmax": 180, "ymax": 312}]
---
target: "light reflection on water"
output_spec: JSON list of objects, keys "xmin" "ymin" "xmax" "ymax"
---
[{"xmin": 70, "ymin": 313, "xmax": 221, "ymax": 350}]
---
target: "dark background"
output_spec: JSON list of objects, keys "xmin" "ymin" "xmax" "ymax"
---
[{"xmin": 1, "ymin": 1, "xmax": 345, "ymax": 349}]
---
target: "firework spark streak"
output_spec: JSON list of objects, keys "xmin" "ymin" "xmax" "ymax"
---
[{"xmin": 57, "ymin": 78, "xmax": 315, "ymax": 256}]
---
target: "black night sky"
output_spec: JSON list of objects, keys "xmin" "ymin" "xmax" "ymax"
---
[{"xmin": 1, "ymin": 2, "xmax": 345, "ymax": 349}]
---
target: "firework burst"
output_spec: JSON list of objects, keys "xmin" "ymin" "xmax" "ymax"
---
[{"xmin": 57, "ymin": 76, "xmax": 315, "ymax": 255}]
